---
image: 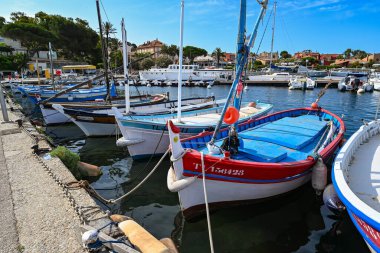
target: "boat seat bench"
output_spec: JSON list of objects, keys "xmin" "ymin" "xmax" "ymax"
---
[{"xmin": 239, "ymin": 115, "xmax": 327, "ymax": 150}]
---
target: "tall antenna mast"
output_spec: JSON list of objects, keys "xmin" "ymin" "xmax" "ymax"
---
[
  {"xmin": 177, "ymin": 0, "xmax": 185, "ymax": 122},
  {"xmin": 96, "ymin": 0, "xmax": 110, "ymax": 101},
  {"xmin": 269, "ymin": 1, "xmax": 277, "ymax": 72}
]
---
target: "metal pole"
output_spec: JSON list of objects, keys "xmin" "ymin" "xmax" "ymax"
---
[
  {"xmin": 209, "ymin": 0, "xmax": 268, "ymax": 146},
  {"xmin": 177, "ymin": 0, "xmax": 185, "ymax": 122},
  {"xmin": 121, "ymin": 18, "xmax": 130, "ymax": 113},
  {"xmin": 95, "ymin": 0, "xmax": 110, "ymax": 101},
  {"xmin": 36, "ymin": 58, "xmax": 40, "ymax": 85},
  {"xmin": 0, "ymin": 85, "xmax": 9, "ymax": 122},
  {"xmin": 269, "ymin": 1, "xmax": 276, "ymax": 72},
  {"xmin": 48, "ymin": 42, "xmax": 55, "ymax": 90},
  {"xmin": 233, "ymin": 0, "xmax": 246, "ymax": 112}
]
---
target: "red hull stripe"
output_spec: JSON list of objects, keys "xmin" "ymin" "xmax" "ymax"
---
[
  {"xmin": 183, "ymin": 169, "xmax": 312, "ymax": 183},
  {"xmin": 350, "ymin": 212, "xmax": 380, "ymax": 251}
]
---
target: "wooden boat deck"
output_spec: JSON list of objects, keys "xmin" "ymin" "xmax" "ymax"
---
[
  {"xmin": 347, "ymin": 134, "xmax": 380, "ymax": 212},
  {"xmin": 198, "ymin": 115, "xmax": 330, "ymax": 163}
]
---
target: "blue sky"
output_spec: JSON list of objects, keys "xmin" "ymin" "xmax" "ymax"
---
[{"xmin": 1, "ymin": 0, "xmax": 379, "ymax": 54}]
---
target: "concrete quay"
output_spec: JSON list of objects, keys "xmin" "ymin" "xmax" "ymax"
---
[{"xmin": 0, "ymin": 100, "xmax": 111, "ymax": 252}]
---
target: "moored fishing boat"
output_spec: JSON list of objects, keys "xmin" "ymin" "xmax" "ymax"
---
[
  {"xmin": 40, "ymin": 93, "xmax": 167, "ymax": 125},
  {"xmin": 53, "ymin": 96, "xmax": 217, "ymax": 136},
  {"xmin": 113, "ymin": 101, "xmax": 273, "ymax": 158},
  {"xmin": 166, "ymin": 0, "xmax": 345, "ymax": 219},
  {"xmin": 332, "ymin": 119, "xmax": 380, "ymax": 253},
  {"xmin": 167, "ymin": 106, "xmax": 345, "ymax": 218}
]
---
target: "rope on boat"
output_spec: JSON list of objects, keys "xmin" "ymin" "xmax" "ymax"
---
[
  {"xmin": 313, "ymin": 121, "xmax": 332, "ymax": 156},
  {"xmin": 376, "ymin": 93, "xmax": 380, "ymax": 120},
  {"xmin": 170, "ymin": 149, "xmax": 190, "ymax": 162},
  {"xmin": 86, "ymin": 149, "xmax": 170, "ymax": 204},
  {"xmin": 314, "ymin": 81, "xmax": 333, "ymax": 104},
  {"xmin": 201, "ymin": 151, "xmax": 215, "ymax": 253}
]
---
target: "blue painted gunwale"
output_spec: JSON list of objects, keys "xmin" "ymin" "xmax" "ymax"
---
[
  {"xmin": 118, "ymin": 103, "xmax": 273, "ymax": 133},
  {"xmin": 332, "ymin": 163, "xmax": 380, "ymax": 251}
]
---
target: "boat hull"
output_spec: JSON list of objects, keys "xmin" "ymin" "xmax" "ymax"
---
[
  {"xmin": 40, "ymin": 105, "xmax": 71, "ymax": 125},
  {"xmin": 169, "ymin": 107, "xmax": 345, "ymax": 219},
  {"xmin": 174, "ymin": 165, "xmax": 312, "ymax": 218},
  {"xmin": 332, "ymin": 120, "xmax": 380, "ymax": 253}
]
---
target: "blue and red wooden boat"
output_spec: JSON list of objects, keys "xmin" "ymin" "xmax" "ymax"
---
[
  {"xmin": 166, "ymin": 0, "xmax": 345, "ymax": 219},
  {"xmin": 167, "ymin": 107, "xmax": 345, "ymax": 218}
]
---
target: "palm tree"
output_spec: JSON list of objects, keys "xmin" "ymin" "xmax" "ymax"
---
[
  {"xmin": 212, "ymin": 47, "xmax": 225, "ymax": 68},
  {"xmin": 102, "ymin": 22, "xmax": 117, "ymax": 67}
]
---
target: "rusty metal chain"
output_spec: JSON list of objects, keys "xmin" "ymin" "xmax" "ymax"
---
[{"xmin": 20, "ymin": 126, "xmax": 93, "ymax": 225}]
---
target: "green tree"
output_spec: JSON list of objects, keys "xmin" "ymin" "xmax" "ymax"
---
[
  {"xmin": 253, "ymin": 60, "xmax": 263, "ymax": 70},
  {"xmin": 0, "ymin": 53, "xmax": 29, "ymax": 71},
  {"xmin": 343, "ymin": 48, "xmax": 352, "ymax": 59},
  {"xmin": 161, "ymin": 44, "xmax": 179, "ymax": 57},
  {"xmin": 0, "ymin": 17, "xmax": 5, "ymax": 29},
  {"xmin": 10, "ymin": 12, "xmax": 34, "ymax": 23},
  {"xmin": 280, "ymin": 50, "xmax": 291, "ymax": 59},
  {"xmin": 211, "ymin": 47, "xmax": 225, "ymax": 67},
  {"xmin": 0, "ymin": 42, "xmax": 14, "ymax": 54},
  {"xmin": 351, "ymin": 50, "xmax": 367, "ymax": 59},
  {"xmin": 1, "ymin": 22, "xmax": 56, "ymax": 56},
  {"xmin": 155, "ymin": 56, "xmax": 172, "ymax": 68},
  {"xmin": 302, "ymin": 57, "xmax": 317, "ymax": 66},
  {"xmin": 12, "ymin": 53, "xmax": 30, "ymax": 71},
  {"xmin": 183, "ymin": 46, "xmax": 207, "ymax": 63},
  {"xmin": 140, "ymin": 58, "xmax": 155, "ymax": 70}
]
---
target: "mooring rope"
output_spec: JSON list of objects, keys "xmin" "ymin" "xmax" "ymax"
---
[{"xmin": 201, "ymin": 152, "xmax": 215, "ymax": 253}]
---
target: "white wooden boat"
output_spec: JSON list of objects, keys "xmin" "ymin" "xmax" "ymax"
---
[
  {"xmin": 53, "ymin": 96, "xmax": 218, "ymax": 136},
  {"xmin": 113, "ymin": 102, "xmax": 273, "ymax": 159},
  {"xmin": 333, "ymin": 120, "xmax": 380, "ymax": 253}
]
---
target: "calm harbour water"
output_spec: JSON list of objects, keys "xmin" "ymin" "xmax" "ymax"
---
[{"xmin": 46, "ymin": 86, "xmax": 380, "ymax": 253}]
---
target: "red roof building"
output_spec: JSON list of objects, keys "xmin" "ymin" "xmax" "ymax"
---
[{"xmin": 320, "ymin": 54, "xmax": 342, "ymax": 66}]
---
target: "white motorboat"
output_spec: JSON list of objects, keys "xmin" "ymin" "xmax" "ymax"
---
[
  {"xmin": 248, "ymin": 72, "xmax": 293, "ymax": 82},
  {"xmin": 139, "ymin": 64, "xmax": 229, "ymax": 82},
  {"xmin": 288, "ymin": 77, "xmax": 315, "ymax": 90},
  {"xmin": 370, "ymin": 73, "xmax": 380, "ymax": 91}
]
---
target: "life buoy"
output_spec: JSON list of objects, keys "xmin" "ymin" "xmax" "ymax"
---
[{"xmin": 223, "ymin": 106, "xmax": 239, "ymax": 125}]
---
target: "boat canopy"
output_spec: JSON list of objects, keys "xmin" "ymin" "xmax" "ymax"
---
[{"xmin": 62, "ymin": 65, "xmax": 96, "ymax": 70}]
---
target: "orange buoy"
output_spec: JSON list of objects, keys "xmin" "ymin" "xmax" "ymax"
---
[
  {"xmin": 223, "ymin": 106, "xmax": 239, "ymax": 125},
  {"xmin": 311, "ymin": 102, "xmax": 319, "ymax": 109}
]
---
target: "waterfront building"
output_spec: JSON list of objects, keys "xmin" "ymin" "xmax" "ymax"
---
[
  {"xmin": 294, "ymin": 50, "xmax": 320, "ymax": 61},
  {"xmin": 193, "ymin": 55, "xmax": 215, "ymax": 68},
  {"xmin": 136, "ymin": 39, "xmax": 164, "ymax": 58},
  {"xmin": 320, "ymin": 53, "xmax": 341, "ymax": 66}
]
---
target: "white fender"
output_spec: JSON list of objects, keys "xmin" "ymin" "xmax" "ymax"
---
[
  {"xmin": 357, "ymin": 88, "xmax": 365, "ymax": 94},
  {"xmin": 167, "ymin": 167, "xmax": 196, "ymax": 192},
  {"xmin": 311, "ymin": 158, "xmax": 327, "ymax": 195}
]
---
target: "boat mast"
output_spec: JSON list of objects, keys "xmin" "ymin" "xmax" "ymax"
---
[
  {"xmin": 232, "ymin": 0, "xmax": 246, "ymax": 111},
  {"xmin": 269, "ymin": 1, "xmax": 276, "ymax": 72},
  {"xmin": 95, "ymin": 0, "xmax": 110, "ymax": 102},
  {"xmin": 208, "ymin": 0, "xmax": 268, "ymax": 147},
  {"xmin": 121, "ymin": 18, "xmax": 129, "ymax": 113},
  {"xmin": 48, "ymin": 42, "xmax": 55, "ymax": 90},
  {"xmin": 177, "ymin": 0, "xmax": 185, "ymax": 122}
]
